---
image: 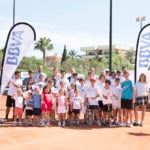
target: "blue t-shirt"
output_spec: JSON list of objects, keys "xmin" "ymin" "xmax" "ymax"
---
[
  {"xmin": 33, "ymin": 94, "xmax": 41, "ymax": 108},
  {"xmin": 121, "ymin": 79, "xmax": 134, "ymax": 100}
]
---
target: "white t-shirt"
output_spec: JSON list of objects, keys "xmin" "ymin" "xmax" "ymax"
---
[
  {"xmin": 34, "ymin": 72, "xmax": 47, "ymax": 83},
  {"xmin": 86, "ymin": 85, "xmax": 99, "ymax": 105},
  {"xmin": 55, "ymin": 77, "xmax": 70, "ymax": 89},
  {"xmin": 14, "ymin": 95, "xmax": 24, "ymax": 108},
  {"xmin": 71, "ymin": 96, "xmax": 83, "ymax": 109},
  {"xmin": 109, "ymin": 77, "xmax": 116, "ymax": 86},
  {"xmin": 96, "ymin": 81, "xmax": 105, "ymax": 101},
  {"xmin": 68, "ymin": 89, "xmax": 75, "ymax": 104},
  {"xmin": 78, "ymin": 85, "xmax": 88, "ymax": 102},
  {"xmin": 8, "ymin": 78, "xmax": 22, "ymax": 96},
  {"xmin": 102, "ymin": 87, "xmax": 113, "ymax": 105},
  {"xmin": 85, "ymin": 79, "xmax": 91, "ymax": 87},
  {"xmin": 135, "ymin": 81, "xmax": 149, "ymax": 97},
  {"xmin": 119, "ymin": 75, "xmax": 125, "ymax": 83},
  {"xmin": 54, "ymin": 87, "xmax": 68, "ymax": 98},
  {"xmin": 112, "ymin": 85, "xmax": 122, "ymax": 101}
]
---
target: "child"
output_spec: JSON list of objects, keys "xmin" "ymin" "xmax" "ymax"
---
[
  {"xmin": 25, "ymin": 92, "xmax": 34, "ymax": 126},
  {"xmin": 121, "ymin": 71, "xmax": 135, "ymax": 128},
  {"xmin": 96, "ymin": 74, "xmax": 106, "ymax": 123},
  {"xmin": 102, "ymin": 79, "xmax": 113, "ymax": 127},
  {"xmin": 134, "ymin": 73, "xmax": 149, "ymax": 126},
  {"xmin": 23, "ymin": 82, "xmax": 34, "ymax": 124},
  {"xmin": 67, "ymin": 83, "xmax": 76, "ymax": 121},
  {"xmin": 33, "ymin": 87, "xmax": 42, "ymax": 126},
  {"xmin": 48, "ymin": 79, "xmax": 56, "ymax": 124},
  {"xmin": 56, "ymin": 89, "xmax": 67, "ymax": 127},
  {"xmin": 112, "ymin": 78, "xmax": 122, "ymax": 126},
  {"xmin": 36, "ymin": 74, "xmax": 45, "ymax": 87},
  {"xmin": 86, "ymin": 77, "xmax": 101, "ymax": 126},
  {"xmin": 70, "ymin": 88, "xmax": 83, "ymax": 126},
  {"xmin": 78, "ymin": 78, "xmax": 88, "ymax": 124},
  {"xmin": 41, "ymin": 85, "xmax": 53, "ymax": 127},
  {"xmin": 70, "ymin": 73, "xmax": 80, "ymax": 88},
  {"xmin": 12, "ymin": 88, "xmax": 24, "ymax": 126}
]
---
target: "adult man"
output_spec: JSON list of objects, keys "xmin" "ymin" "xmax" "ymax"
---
[
  {"xmin": 55, "ymin": 69, "xmax": 70, "ymax": 89},
  {"xmin": 23, "ymin": 70, "xmax": 35, "ymax": 86},
  {"xmin": 5, "ymin": 71, "xmax": 22, "ymax": 121},
  {"xmin": 51, "ymin": 67, "xmax": 60, "ymax": 88},
  {"xmin": 34, "ymin": 65, "xmax": 47, "ymax": 83},
  {"xmin": 67, "ymin": 67, "xmax": 76, "ymax": 83}
]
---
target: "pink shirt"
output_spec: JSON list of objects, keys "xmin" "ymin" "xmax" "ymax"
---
[{"xmin": 57, "ymin": 95, "xmax": 66, "ymax": 107}]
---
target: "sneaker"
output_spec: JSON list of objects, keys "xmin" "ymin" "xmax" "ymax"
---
[
  {"xmin": 97, "ymin": 120, "xmax": 101, "ymax": 127},
  {"xmin": 82, "ymin": 120, "xmax": 87, "ymax": 125},
  {"xmin": 28, "ymin": 122, "xmax": 33, "ymax": 126},
  {"xmin": 32, "ymin": 122, "xmax": 35, "ymax": 127},
  {"xmin": 46, "ymin": 122, "xmax": 50, "ymax": 127},
  {"xmin": 37, "ymin": 121, "xmax": 41, "ymax": 127},
  {"xmin": 19, "ymin": 122, "xmax": 22, "ymax": 126},
  {"xmin": 112, "ymin": 121, "xmax": 116, "ymax": 125},
  {"xmin": 107, "ymin": 123, "xmax": 111, "ymax": 127},
  {"xmin": 89, "ymin": 120, "xmax": 93, "ymax": 125},
  {"xmin": 103, "ymin": 121, "xmax": 109, "ymax": 127},
  {"xmin": 133, "ymin": 121, "xmax": 139, "ymax": 126},
  {"xmin": 139, "ymin": 122, "xmax": 143, "ymax": 127},
  {"xmin": 24, "ymin": 118, "xmax": 28, "ymax": 124},
  {"xmin": 76, "ymin": 121, "xmax": 80, "ymax": 126},
  {"xmin": 13, "ymin": 121, "xmax": 17, "ymax": 127},
  {"xmin": 70, "ymin": 122, "xmax": 73, "ymax": 127},
  {"xmin": 122, "ymin": 122, "xmax": 127, "ymax": 127},
  {"xmin": 129, "ymin": 123, "xmax": 133, "ymax": 128},
  {"xmin": 40, "ymin": 121, "xmax": 45, "ymax": 127},
  {"xmin": 58, "ymin": 121, "xmax": 61, "ymax": 127},
  {"xmin": 117, "ymin": 121, "xmax": 122, "ymax": 126},
  {"xmin": 62, "ymin": 121, "xmax": 66, "ymax": 127},
  {"xmin": 73, "ymin": 120, "xmax": 76, "ymax": 125},
  {"xmin": 0, "ymin": 119, "xmax": 4, "ymax": 124}
]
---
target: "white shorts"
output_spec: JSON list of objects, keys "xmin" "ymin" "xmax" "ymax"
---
[
  {"xmin": 112, "ymin": 101, "xmax": 121, "ymax": 109},
  {"xmin": 57, "ymin": 106, "xmax": 66, "ymax": 114}
]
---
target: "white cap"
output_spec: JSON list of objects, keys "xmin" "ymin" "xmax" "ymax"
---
[
  {"xmin": 104, "ymin": 68, "xmax": 109, "ymax": 72},
  {"xmin": 38, "ymin": 82, "xmax": 43, "ymax": 85},
  {"xmin": 34, "ymin": 86, "xmax": 40, "ymax": 91}
]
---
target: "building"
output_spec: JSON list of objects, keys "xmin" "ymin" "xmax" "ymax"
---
[
  {"xmin": 80, "ymin": 44, "xmax": 135, "ymax": 60},
  {"xmin": 45, "ymin": 53, "xmax": 62, "ymax": 64}
]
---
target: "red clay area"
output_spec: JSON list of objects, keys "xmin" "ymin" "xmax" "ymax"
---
[{"xmin": 0, "ymin": 96, "xmax": 150, "ymax": 150}]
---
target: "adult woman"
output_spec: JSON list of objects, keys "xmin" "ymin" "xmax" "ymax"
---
[{"xmin": 134, "ymin": 73, "xmax": 149, "ymax": 126}]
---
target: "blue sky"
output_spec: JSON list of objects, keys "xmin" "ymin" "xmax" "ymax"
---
[{"xmin": 0, "ymin": 0, "xmax": 150, "ymax": 58}]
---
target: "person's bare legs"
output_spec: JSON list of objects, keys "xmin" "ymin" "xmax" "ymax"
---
[{"xmin": 141, "ymin": 105, "xmax": 146, "ymax": 123}]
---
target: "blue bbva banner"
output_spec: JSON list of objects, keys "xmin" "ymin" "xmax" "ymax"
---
[
  {"xmin": 135, "ymin": 24, "xmax": 150, "ymax": 83},
  {"xmin": 0, "ymin": 22, "xmax": 36, "ymax": 95}
]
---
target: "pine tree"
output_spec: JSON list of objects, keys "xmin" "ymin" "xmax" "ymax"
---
[{"xmin": 61, "ymin": 45, "xmax": 67, "ymax": 65}]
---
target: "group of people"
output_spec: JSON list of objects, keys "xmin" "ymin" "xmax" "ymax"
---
[{"xmin": 3, "ymin": 65, "xmax": 150, "ymax": 127}]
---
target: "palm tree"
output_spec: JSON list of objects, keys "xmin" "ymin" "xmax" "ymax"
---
[
  {"xmin": 126, "ymin": 51, "xmax": 135, "ymax": 63},
  {"xmin": 34, "ymin": 37, "xmax": 53, "ymax": 61},
  {"xmin": 68, "ymin": 50, "xmax": 77, "ymax": 59}
]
